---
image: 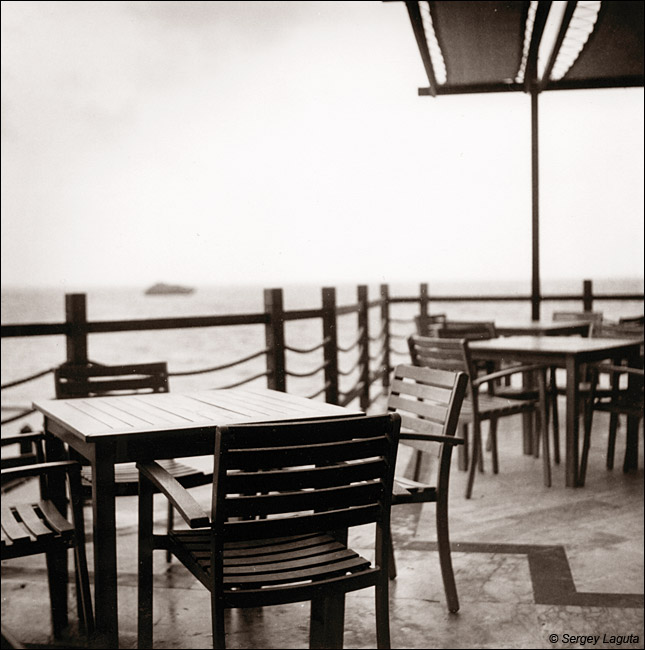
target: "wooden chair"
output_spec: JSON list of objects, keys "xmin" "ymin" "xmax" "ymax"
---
[
  {"xmin": 386, "ymin": 364, "xmax": 468, "ymax": 613},
  {"xmin": 414, "ymin": 313, "xmax": 447, "ymax": 335},
  {"xmin": 408, "ymin": 335, "xmax": 550, "ymax": 499},
  {"xmin": 580, "ymin": 363, "xmax": 644, "ymax": 484},
  {"xmin": 578, "ymin": 321, "xmax": 644, "ymax": 482},
  {"xmin": 1, "ymin": 431, "xmax": 94, "ymax": 641},
  {"xmin": 137, "ymin": 413, "xmax": 401, "ymax": 649},
  {"xmin": 54, "ymin": 362, "xmax": 212, "ymax": 560}
]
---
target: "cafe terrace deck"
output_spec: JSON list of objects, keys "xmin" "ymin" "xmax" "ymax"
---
[{"xmin": 2, "ymin": 403, "xmax": 643, "ymax": 649}]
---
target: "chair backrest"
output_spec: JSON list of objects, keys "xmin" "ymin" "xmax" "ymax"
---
[
  {"xmin": 408, "ymin": 334, "xmax": 469, "ymax": 371},
  {"xmin": 414, "ymin": 314, "xmax": 447, "ymax": 335},
  {"xmin": 210, "ymin": 414, "xmax": 401, "ymax": 546},
  {"xmin": 619, "ymin": 315, "xmax": 644, "ymax": 327},
  {"xmin": 552, "ymin": 311, "xmax": 603, "ymax": 323},
  {"xmin": 591, "ymin": 320, "xmax": 645, "ymax": 339},
  {"xmin": 387, "ymin": 364, "xmax": 468, "ymax": 454},
  {"xmin": 55, "ymin": 362, "xmax": 169, "ymax": 399},
  {"xmin": 436, "ymin": 320, "xmax": 497, "ymax": 341}
]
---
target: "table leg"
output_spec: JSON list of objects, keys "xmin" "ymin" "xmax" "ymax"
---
[
  {"xmin": 565, "ymin": 357, "xmax": 580, "ymax": 487},
  {"xmin": 43, "ymin": 431, "xmax": 70, "ymax": 637},
  {"xmin": 92, "ymin": 444, "xmax": 119, "ymax": 648},
  {"xmin": 624, "ymin": 354, "xmax": 641, "ymax": 473},
  {"xmin": 310, "ymin": 594, "xmax": 345, "ymax": 649},
  {"xmin": 522, "ymin": 369, "xmax": 535, "ymax": 455}
]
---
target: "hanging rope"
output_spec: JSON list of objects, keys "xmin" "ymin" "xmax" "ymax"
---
[
  {"xmin": 286, "ymin": 362, "xmax": 328, "ymax": 379},
  {"xmin": 285, "ymin": 337, "xmax": 329, "ymax": 354},
  {"xmin": 168, "ymin": 349, "xmax": 268, "ymax": 377},
  {"xmin": 1, "ymin": 367, "xmax": 55, "ymax": 390}
]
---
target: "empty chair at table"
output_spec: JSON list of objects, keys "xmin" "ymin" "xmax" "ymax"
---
[
  {"xmin": 408, "ymin": 335, "xmax": 550, "ymax": 499},
  {"xmin": 386, "ymin": 363, "xmax": 468, "ymax": 613},
  {"xmin": 137, "ymin": 414, "xmax": 401, "ymax": 649},
  {"xmin": 1, "ymin": 431, "xmax": 94, "ymax": 642},
  {"xmin": 578, "ymin": 320, "xmax": 644, "ymax": 482},
  {"xmin": 54, "ymin": 361, "xmax": 212, "ymax": 559}
]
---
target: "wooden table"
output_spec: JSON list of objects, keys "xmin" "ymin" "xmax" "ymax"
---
[
  {"xmin": 470, "ymin": 336, "xmax": 643, "ymax": 488},
  {"xmin": 495, "ymin": 318, "xmax": 591, "ymax": 337},
  {"xmin": 33, "ymin": 387, "xmax": 364, "ymax": 648}
]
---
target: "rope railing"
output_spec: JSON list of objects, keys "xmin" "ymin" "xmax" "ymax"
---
[
  {"xmin": 337, "ymin": 327, "xmax": 365, "ymax": 353},
  {"xmin": 390, "ymin": 344, "xmax": 410, "ymax": 357},
  {"xmin": 285, "ymin": 361, "xmax": 328, "ymax": 379},
  {"xmin": 285, "ymin": 338, "xmax": 329, "ymax": 354},
  {"xmin": 368, "ymin": 323, "xmax": 386, "ymax": 343},
  {"xmin": 338, "ymin": 357, "xmax": 361, "ymax": 377},
  {"xmin": 306, "ymin": 382, "xmax": 330, "ymax": 400},
  {"xmin": 369, "ymin": 340, "xmax": 386, "ymax": 363},
  {"xmin": 1, "ymin": 408, "xmax": 37, "ymax": 426},
  {"xmin": 168, "ymin": 348, "xmax": 269, "ymax": 377},
  {"xmin": 211, "ymin": 371, "xmax": 269, "ymax": 390},
  {"xmin": 1, "ymin": 367, "xmax": 56, "ymax": 390}
]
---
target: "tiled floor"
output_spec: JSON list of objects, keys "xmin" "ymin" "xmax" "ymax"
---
[{"xmin": 2, "ymin": 403, "xmax": 643, "ymax": 649}]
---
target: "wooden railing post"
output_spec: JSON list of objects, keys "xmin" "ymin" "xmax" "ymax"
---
[
  {"xmin": 321, "ymin": 287, "xmax": 339, "ymax": 405},
  {"xmin": 264, "ymin": 288, "xmax": 286, "ymax": 392},
  {"xmin": 65, "ymin": 293, "xmax": 88, "ymax": 366},
  {"xmin": 358, "ymin": 285, "xmax": 370, "ymax": 410},
  {"xmin": 583, "ymin": 279, "xmax": 593, "ymax": 313},
  {"xmin": 418, "ymin": 282, "xmax": 429, "ymax": 334},
  {"xmin": 380, "ymin": 284, "xmax": 391, "ymax": 392}
]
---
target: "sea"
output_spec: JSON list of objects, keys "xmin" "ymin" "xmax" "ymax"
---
[{"xmin": 2, "ymin": 278, "xmax": 643, "ymax": 436}]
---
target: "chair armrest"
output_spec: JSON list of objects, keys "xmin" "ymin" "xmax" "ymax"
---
[
  {"xmin": 472, "ymin": 363, "xmax": 547, "ymax": 388},
  {"xmin": 591, "ymin": 363, "xmax": 644, "ymax": 378},
  {"xmin": 1, "ymin": 459, "xmax": 78, "ymax": 481},
  {"xmin": 400, "ymin": 432, "xmax": 465, "ymax": 446},
  {"xmin": 392, "ymin": 476, "xmax": 438, "ymax": 504},
  {"xmin": 137, "ymin": 461, "xmax": 210, "ymax": 529},
  {"xmin": 0, "ymin": 432, "xmax": 44, "ymax": 447}
]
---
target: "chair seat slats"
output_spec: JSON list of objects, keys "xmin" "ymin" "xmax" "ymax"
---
[
  {"xmin": 1, "ymin": 505, "xmax": 32, "ymax": 544},
  {"xmin": 14, "ymin": 504, "xmax": 56, "ymax": 540},
  {"xmin": 473, "ymin": 394, "xmax": 536, "ymax": 417}
]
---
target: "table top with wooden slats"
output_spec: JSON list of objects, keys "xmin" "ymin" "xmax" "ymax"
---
[
  {"xmin": 33, "ymin": 387, "xmax": 364, "ymax": 443},
  {"xmin": 494, "ymin": 319, "xmax": 592, "ymax": 336},
  {"xmin": 470, "ymin": 335, "xmax": 643, "ymax": 356}
]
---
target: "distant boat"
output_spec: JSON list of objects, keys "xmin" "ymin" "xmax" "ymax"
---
[{"xmin": 145, "ymin": 283, "xmax": 194, "ymax": 296}]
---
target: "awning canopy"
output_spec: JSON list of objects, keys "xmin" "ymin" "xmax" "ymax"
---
[
  {"xmin": 395, "ymin": 1, "xmax": 644, "ymax": 319},
  {"xmin": 405, "ymin": 1, "xmax": 644, "ymax": 96}
]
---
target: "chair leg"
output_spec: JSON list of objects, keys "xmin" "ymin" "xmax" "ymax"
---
[
  {"xmin": 465, "ymin": 420, "xmax": 482, "ymax": 499},
  {"xmin": 606, "ymin": 413, "xmax": 619, "ymax": 470},
  {"xmin": 387, "ymin": 524, "xmax": 397, "ymax": 580},
  {"xmin": 538, "ymin": 371, "xmax": 551, "ymax": 488},
  {"xmin": 436, "ymin": 494, "xmax": 459, "ymax": 613},
  {"xmin": 310, "ymin": 595, "xmax": 345, "ymax": 649},
  {"xmin": 489, "ymin": 419, "xmax": 499, "ymax": 474},
  {"xmin": 375, "ymin": 577, "xmax": 391, "ymax": 649},
  {"xmin": 45, "ymin": 547, "xmax": 69, "ymax": 638},
  {"xmin": 579, "ymin": 395, "xmax": 595, "ymax": 487},
  {"xmin": 74, "ymin": 540, "xmax": 95, "ymax": 637},
  {"xmin": 138, "ymin": 476, "xmax": 154, "ymax": 649},
  {"xmin": 211, "ymin": 592, "xmax": 226, "ymax": 649},
  {"xmin": 550, "ymin": 369, "xmax": 561, "ymax": 465},
  {"xmin": 166, "ymin": 501, "xmax": 174, "ymax": 563},
  {"xmin": 457, "ymin": 423, "xmax": 469, "ymax": 471}
]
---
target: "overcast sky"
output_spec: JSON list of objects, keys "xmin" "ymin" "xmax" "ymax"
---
[{"xmin": 1, "ymin": 0, "xmax": 643, "ymax": 291}]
